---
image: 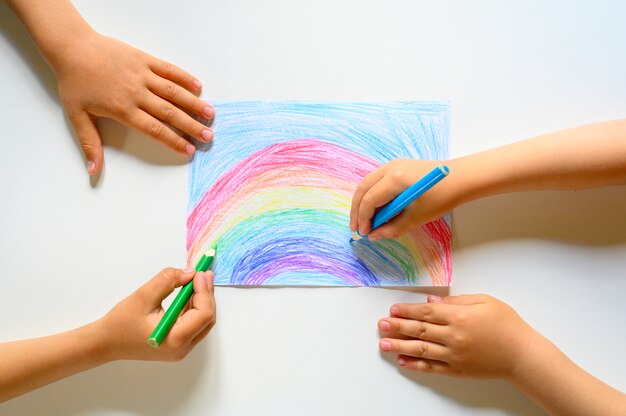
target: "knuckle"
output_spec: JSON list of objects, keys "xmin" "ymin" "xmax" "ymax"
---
[
  {"xmin": 412, "ymin": 341, "xmax": 428, "ymax": 357},
  {"xmin": 419, "ymin": 305, "xmax": 432, "ymax": 319},
  {"xmin": 159, "ymin": 267, "xmax": 179, "ymax": 283},
  {"xmin": 165, "ymin": 82, "xmax": 178, "ymax": 99},
  {"xmin": 412, "ymin": 322, "xmax": 427, "ymax": 339},
  {"xmin": 161, "ymin": 105, "xmax": 176, "ymax": 122},
  {"xmin": 80, "ymin": 140, "xmax": 97, "ymax": 154},
  {"xmin": 149, "ymin": 122, "xmax": 166, "ymax": 139},
  {"xmin": 391, "ymin": 169, "xmax": 406, "ymax": 181},
  {"xmin": 175, "ymin": 136, "xmax": 187, "ymax": 151},
  {"xmin": 168, "ymin": 340, "xmax": 183, "ymax": 352},
  {"xmin": 419, "ymin": 342, "xmax": 429, "ymax": 357},
  {"xmin": 453, "ymin": 334, "xmax": 468, "ymax": 348},
  {"xmin": 454, "ymin": 311, "xmax": 470, "ymax": 326},
  {"xmin": 383, "ymin": 229, "xmax": 401, "ymax": 239},
  {"xmin": 109, "ymin": 100, "xmax": 129, "ymax": 117},
  {"xmin": 199, "ymin": 310, "xmax": 214, "ymax": 327},
  {"xmin": 361, "ymin": 193, "xmax": 374, "ymax": 208},
  {"xmin": 418, "ymin": 359, "xmax": 434, "ymax": 373},
  {"xmin": 164, "ymin": 62, "xmax": 176, "ymax": 77}
]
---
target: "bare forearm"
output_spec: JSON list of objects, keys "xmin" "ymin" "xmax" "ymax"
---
[
  {"xmin": 451, "ymin": 119, "xmax": 626, "ymax": 205},
  {"xmin": 510, "ymin": 333, "xmax": 626, "ymax": 416},
  {"xmin": 0, "ymin": 321, "xmax": 108, "ymax": 402},
  {"xmin": 5, "ymin": 0, "xmax": 94, "ymax": 69}
]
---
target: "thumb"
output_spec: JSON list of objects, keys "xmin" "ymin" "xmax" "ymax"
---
[{"xmin": 69, "ymin": 111, "xmax": 104, "ymax": 175}]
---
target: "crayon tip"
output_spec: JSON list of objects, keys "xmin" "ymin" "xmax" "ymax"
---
[
  {"xmin": 349, "ymin": 231, "xmax": 364, "ymax": 243},
  {"xmin": 204, "ymin": 243, "xmax": 217, "ymax": 256}
]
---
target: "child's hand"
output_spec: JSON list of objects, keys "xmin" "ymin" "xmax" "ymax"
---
[
  {"xmin": 378, "ymin": 294, "xmax": 539, "ymax": 379},
  {"xmin": 51, "ymin": 32, "xmax": 215, "ymax": 175},
  {"xmin": 97, "ymin": 267, "xmax": 216, "ymax": 362},
  {"xmin": 349, "ymin": 159, "xmax": 460, "ymax": 241}
]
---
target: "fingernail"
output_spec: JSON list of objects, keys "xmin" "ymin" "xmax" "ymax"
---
[
  {"xmin": 203, "ymin": 106, "xmax": 214, "ymax": 118},
  {"xmin": 379, "ymin": 320, "xmax": 391, "ymax": 331},
  {"xmin": 390, "ymin": 306, "xmax": 399, "ymax": 316},
  {"xmin": 429, "ymin": 295, "xmax": 442, "ymax": 302},
  {"xmin": 87, "ymin": 161, "xmax": 96, "ymax": 173},
  {"xmin": 380, "ymin": 340, "xmax": 391, "ymax": 351},
  {"xmin": 185, "ymin": 144, "xmax": 196, "ymax": 156},
  {"xmin": 201, "ymin": 129, "xmax": 213, "ymax": 141},
  {"xmin": 183, "ymin": 267, "xmax": 195, "ymax": 274},
  {"xmin": 398, "ymin": 357, "xmax": 407, "ymax": 366},
  {"xmin": 193, "ymin": 79, "xmax": 202, "ymax": 90}
]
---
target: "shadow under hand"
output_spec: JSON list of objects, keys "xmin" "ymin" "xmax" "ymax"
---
[
  {"xmin": 379, "ymin": 353, "xmax": 544, "ymax": 415},
  {"xmin": 400, "ymin": 368, "xmax": 544, "ymax": 415},
  {"xmin": 1, "ymin": 339, "xmax": 217, "ymax": 416},
  {"xmin": 0, "ymin": 3, "xmax": 59, "ymax": 102},
  {"xmin": 97, "ymin": 118, "xmax": 190, "ymax": 166},
  {"xmin": 454, "ymin": 186, "xmax": 626, "ymax": 250}
]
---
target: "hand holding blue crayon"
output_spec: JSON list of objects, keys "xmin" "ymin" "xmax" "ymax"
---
[{"xmin": 350, "ymin": 161, "xmax": 450, "ymax": 242}]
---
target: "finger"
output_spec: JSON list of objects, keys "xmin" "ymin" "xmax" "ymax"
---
[
  {"xmin": 126, "ymin": 110, "xmax": 196, "ymax": 156},
  {"xmin": 368, "ymin": 209, "xmax": 417, "ymax": 241},
  {"xmin": 168, "ymin": 273, "xmax": 216, "ymax": 344},
  {"xmin": 378, "ymin": 317, "xmax": 448, "ymax": 344},
  {"xmin": 68, "ymin": 111, "xmax": 104, "ymax": 175},
  {"xmin": 140, "ymin": 95, "xmax": 213, "ymax": 143},
  {"xmin": 427, "ymin": 295, "xmax": 444, "ymax": 304},
  {"xmin": 380, "ymin": 338, "xmax": 449, "ymax": 362},
  {"xmin": 189, "ymin": 271, "xmax": 215, "ymax": 312},
  {"xmin": 147, "ymin": 75, "xmax": 214, "ymax": 121},
  {"xmin": 136, "ymin": 267, "xmax": 195, "ymax": 309},
  {"xmin": 397, "ymin": 356, "xmax": 451, "ymax": 375},
  {"xmin": 190, "ymin": 324, "xmax": 212, "ymax": 348},
  {"xmin": 390, "ymin": 303, "xmax": 453, "ymax": 325},
  {"xmin": 149, "ymin": 57, "xmax": 202, "ymax": 94},
  {"xmin": 357, "ymin": 177, "xmax": 407, "ymax": 236},
  {"xmin": 438, "ymin": 294, "xmax": 489, "ymax": 306},
  {"xmin": 350, "ymin": 168, "xmax": 384, "ymax": 231},
  {"xmin": 181, "ymin": 272, "xmax": 215, "ymax": 317}
]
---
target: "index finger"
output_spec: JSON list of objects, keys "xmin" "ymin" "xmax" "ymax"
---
[
  {"xmin": 350, "ymin": 168, "xmax": 384, "ymax": 231},
  {"xmin": 390, "ymin": 302, "xmax": 457, "ymax": 325},
  {"xmin": 149, "ymin": 57, "xmax": 202, "ymax": 94},
  {"xmin": 136, "ymin": 267, "xmax": 195, "ymax": 309}
]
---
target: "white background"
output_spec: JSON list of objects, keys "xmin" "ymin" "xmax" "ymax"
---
[{"xmin": 1, "ymin": 1, "xmax": 625, "ymax": 415}]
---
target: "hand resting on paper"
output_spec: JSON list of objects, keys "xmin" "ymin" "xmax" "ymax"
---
[
  {"xmin": 378, "ymin": 294, "xmax": 626, "ymax": 416},
  {"xmin": 0, "ymin": 267, "xmax": 216, "ymax": 402}
]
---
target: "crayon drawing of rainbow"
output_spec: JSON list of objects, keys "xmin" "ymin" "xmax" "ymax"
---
[{"xmin": 187, "ymin": 101, "xmax": 452, "ymax": 286}]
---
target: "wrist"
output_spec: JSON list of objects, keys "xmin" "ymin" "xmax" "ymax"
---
[
  {"xmin": 11, "ymin": 0, "xmax": 97, "ymax": 73},
  {"xmin": 505, "ymin": 328, "xmax": 560, "ymax": 385},
  {"xmin": 41, "ymin": 24, "xmax": 97, "ymax": 74},
  {"xmin": 80, "ymin": 319, "xmax": 118, "ymax": 365},
  {"xmin": 444, "ymin": 156, "xmax": 486, "ymax": 208}
]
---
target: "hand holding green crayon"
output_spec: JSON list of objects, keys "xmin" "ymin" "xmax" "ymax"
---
[{"xmin": 148, "ymin": 245, "xmax": 217, "ymax": 348}]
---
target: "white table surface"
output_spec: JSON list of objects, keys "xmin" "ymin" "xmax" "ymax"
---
[{"xmin": 1, "ymin": 1, "xmax": 625, "ymax": 415}]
